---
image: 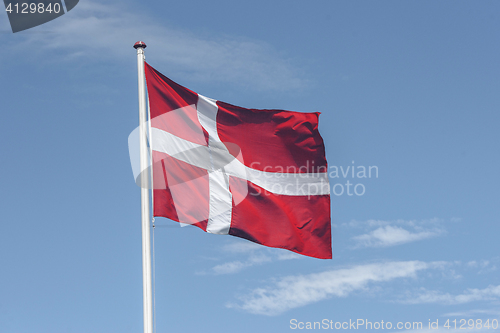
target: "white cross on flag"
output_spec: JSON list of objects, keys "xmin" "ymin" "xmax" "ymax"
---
[{"xmin": 144, "ymin": 63, "xmax": 332, "ymax": 259}]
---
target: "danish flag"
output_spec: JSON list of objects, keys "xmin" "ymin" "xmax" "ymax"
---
[{"xmin": 144, "ymin": 63, "xmax": 332, "ymax": 259}]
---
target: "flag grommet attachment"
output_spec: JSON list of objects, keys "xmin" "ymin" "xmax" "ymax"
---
[{"xmin": 134, "ymin": 41, "xmax": 147, "ymax": 49}]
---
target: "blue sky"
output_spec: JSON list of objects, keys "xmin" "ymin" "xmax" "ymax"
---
[{"xmin": 1, "ymin": 1, "xmax": 499, "ymax": 332}]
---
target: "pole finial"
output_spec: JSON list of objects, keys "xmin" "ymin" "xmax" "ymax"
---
[{"xmin": 134, "ymin": 41, "xmax": 147, "ymax": 49}]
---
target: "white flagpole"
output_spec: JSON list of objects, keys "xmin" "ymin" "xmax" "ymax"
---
[{"xmin": 134, "ymin": 41, "xmax": 153, "ymax": 333}]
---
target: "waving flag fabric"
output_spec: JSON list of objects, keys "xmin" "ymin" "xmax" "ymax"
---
[{"xmin": 144, "ymin": 63, "xmax": 332, "ymax": 259}]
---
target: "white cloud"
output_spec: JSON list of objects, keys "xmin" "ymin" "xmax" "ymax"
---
[
  {"xmin": 467, "ymin": 260, "xmax": 491, "ymax": 268},
  {"xmin": 401, "ymin": 329, "xmax": 486, "ymax": 333},
  {"xmin": 202, "ymin": 241, "xmax": 302, "ymax": 275},
  {"xmin": 222, "ymin": 241, "xmax": 263, "ymax": 254},
  {"xmin": 467, "ymin": 261, "xmax": 478, "ymax": 267},
  {"xmin": 211, "ymin": 261, "xmax": 251, "ymax": 275},
  {"xmin": 13, "ymin": 1, "xmax": 304, "ymax": 90},
  {"xmin": 227, "ymin": 261, "xmax": 431, "ymax": 316},
  {"xmin": 210, "ymin": 253, "xmax": 272, "ymax": 275},
  {"xmin": 403, "ymin": 285, "xmax": 500, "ymax": 305},
  {"xmin": 343, "ymin": 218, "xmax": 445, "ymax": 229},
  {"xmin": 276, "ymin": 251, "xmax": 302, "ymax": 261},
  {"xmin": 197, "ymin": 244, "xmax": 273, "ymax": 275},
  {"xmin": 466, "ymin": 260, "xmax": 498, "ymax": 274},
  {"xmin": 442, "ymin": 308, "xmax": 500, "ymax": 317},
  {"xmin": 343, "ymin": 218, "xmax": 447, "ymax": 248},
  {"xmin": 352, "ymin": 225, "xmax": 443, "ymax": 248}
]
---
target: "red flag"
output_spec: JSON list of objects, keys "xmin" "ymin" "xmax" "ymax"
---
[{"xmin": 145, "ymin": 63, "xmax": 332, "ymax": 259}]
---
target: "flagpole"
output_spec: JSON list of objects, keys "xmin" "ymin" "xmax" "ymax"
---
[{"xmin": 134, "ymin": 41, "xmax": 153, "ymax": 333}]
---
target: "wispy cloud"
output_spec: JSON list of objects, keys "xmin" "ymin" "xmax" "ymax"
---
[
  {"xmin": 210, "ymin": 254, "xmax": 272, "ymax": 275},
  {"xmin": 442, "ymin": 308, "xmax": 500, "ymax": 318},
  {"xmin": 276, "ymin": 251, "xmax": 302, "ymax": 261},
  {"xmin": 12, "ymin": 1, "xmax": 305, "ymax": 90},
  {"xmin": 343, "ymin": 218, "xmax": 446, "ymax": 229},
  {"xmin": 401, "ymin": 329, "xmax": 486, "ymax": 333},
  {"xmin": 198, "ymin": 240, "xmax": 302, "ymax": 275},
  {"xmin": 344, "ymin": 218, "xmax": 447, "ymax": 249},
  {"xmin": 221, "ymin": 241, "xmax": 263, "ymax": 254},
  {"xmin": 227, "ymin": 261, "xmax": 434, "ymax": 316},
  {"xmin": 352, "ymin": 225, "xmax": 443, "ymax": 248},
  {"xmin": 402, "ymin": 285, "xmax": 500, "ymax": 305},
  {"xmin": 466, "ymin": 260, "xmax": 498, "ymax": 274}
]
